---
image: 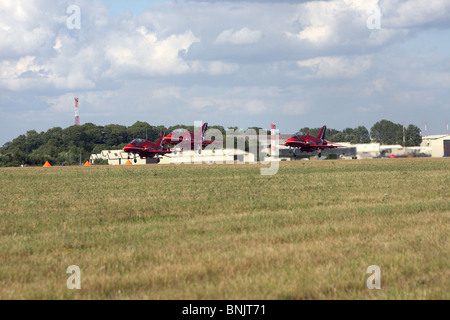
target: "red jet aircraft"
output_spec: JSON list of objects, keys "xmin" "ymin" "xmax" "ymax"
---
[
  {"xmin": 283, "ymin": 125, "xmax": 342, "ymax": 158},
  {"xmin": 123, "ymin": 132, "xmax": 171, "ymax": 163},
  {"xmin": 163, "ymin": 123, "xmax": 221, "ymax": 153}
]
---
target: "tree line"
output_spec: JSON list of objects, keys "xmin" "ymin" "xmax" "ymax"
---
[
  {"xmin": 0, "ymin": 119, "xmax": 422, "ymax": 167},
  {"xmin": 300, "ymin": 120, "xmax": 422, "ymax": 146}
]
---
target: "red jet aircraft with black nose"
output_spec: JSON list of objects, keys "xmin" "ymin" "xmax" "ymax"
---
[
  {"xmin": 123, "ymin": 132, "xmax": 171, "ymax": 163},
  {"xmin": 282, "ymin": 125, "xmax": 342, "ymax": 158}
]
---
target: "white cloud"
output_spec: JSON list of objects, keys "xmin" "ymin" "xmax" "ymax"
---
[
  {"xmin": 215, "ymin": 27, "xmax": 262, "ymax": 45},
  {"xmin": 151, "ymin": 87, "xmax": 181, "ymax": 100},
  {"xmin": 46, "ymin": 93, "xmax": 80, "ymax": 113},
  {"xmin": 103, "ymin": 29, "xmax": 200, "ymax": 77},
  {"xmin": 0, "ymin": 56, "xmax": 51, "ymax": 91},
  {"xmin": 189, "ymin": 97, "xmax": 268, "ymax": 116},
  {"xmin": 364, "ymin": 78, "xmax": 388, "ymax": 95},
  {"xmin": 287, "ymin": 0, "xmax": 380, "ymax": 47},
  {"xmin": 189, "ymin": 61, "xmax": 239, "ymax": 75},
  {"xmin": 244, "ymin": 99, "xmax": 267, "ymax": 115},
  {"xmin": 381, "ymin": 0, "xmax": 450, "ymax": 28},
  {"xmin": 356, "ymin": 103, "xmax": 382, "ymax": 113},
  {"xmin": 281, "ymin": 101, "xmax": 309, "ymax": 116},
  {"xmin": 293, "ymin": 25, "xmax": 332, "ymax": 45},
  {"xmin": 296, "ymin": 55, "xmax": 373, "ymax": 79}
]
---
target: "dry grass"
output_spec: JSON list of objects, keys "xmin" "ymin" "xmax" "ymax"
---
[{"xmin": 0, "ymin": 158, "xmax": 448, "ymax": 299}]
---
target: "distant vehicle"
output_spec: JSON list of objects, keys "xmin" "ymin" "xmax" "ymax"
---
[
  {"xmin": 163, "ymin": 122, "xmax": 221, "ymax": 153},
  {"xmin": 282, "ymin": 125, "xmax": 342, "ymax": 158},
  {"xmin": 123, "ymin": 132, "xmax": 171, "ymax": 163}
]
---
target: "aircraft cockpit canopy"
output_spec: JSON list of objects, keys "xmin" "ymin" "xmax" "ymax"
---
[
  {"xmin": 292, "ymin": 132, "xmax": 306, "ymax": 139},
  {"xmin": 130, "ymin": 138, "xmax": 146, "ymax": 145},
  {"xmin": 170, "ymin": 128, "xmax": 189, "ymax": 135}
]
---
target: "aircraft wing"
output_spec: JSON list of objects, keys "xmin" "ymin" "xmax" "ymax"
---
[
  {"xmin": 151, "ymin": 150, "xmax": 172, "ymax": 153},
  {"xmin": 142, "ymin": 148, "xmax": 172, "ymax": 153},
  {"xmin": 309, "ymin": 144, "xmax": 342, "ymax": 149},
  {"xmin": 283, "ymin": 141, "xmax": 307, "ymax": 146}
]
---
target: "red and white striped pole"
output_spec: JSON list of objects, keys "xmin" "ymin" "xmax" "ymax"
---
[
  {"xmin": 271, "ymin": 123, "xmax": 276, "ymax": 156},
  {"xmin": 403, "ymin": 121, "xmax": 405, "ymax": 153},
  {"xmin": 75, "ymin": 98, "xmax": 80, "ymax": 126}
]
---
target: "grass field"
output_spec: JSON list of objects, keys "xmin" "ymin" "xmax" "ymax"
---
[{"xmin": 0, "ymin": 158, "xmax": 448, "ymax": 300}]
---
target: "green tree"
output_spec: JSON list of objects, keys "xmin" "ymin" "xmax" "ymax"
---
[
  {"xmin": 209, "ymin": 125, "xmax": 226, "ymax": 136},
  {"xmin": 299, "ymin": 127, "xmax": 319, "ymax": 136},
  {"xmin": 103, "ymin": 124, "xmax": 129, "ymax": 148},
  {"xmin": 343, "ymin": 126, "xmax": 371, "ymax": 144},
  {"xmin": 353, "ymin": 126, "xmax": 371, "ymax": 143},
  {"xmin": 405, "ymin": 124, "xmax": 422, "ymax": 146},
  {"xmin": 128, "ymin": 121, "xmax": 166, "ymax": 142},
  {"xmin": 152, "ymin": 125, "xmax": 168, "ymax": 142},
  {"xmin": 43, "ymin": 127, "xmax": 64, "ymax": 148},
  {"xmin": 326, "ymin": 128, "xmax": 343, "ymax": 142},
  {"xmin": 370, "ymin": 120, "xmax": 403, "ymax": 145},
  {"xmin": 342, "ymin": 128, "xmax": 356, "ymax": 143},
  {"xmin": 24, "ymin": 130, "xmax": 43, "ymax": 153}
]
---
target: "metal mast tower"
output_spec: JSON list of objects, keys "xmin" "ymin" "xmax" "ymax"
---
[
  {"xmin": 403, "ymin": 121, "xmax": 407, "ymax": 155},
  {"xmin": 75, "ymin": 98, "xmax": 80, "ymax": 126},
  {"xmin": 271, "ymin": 123, "xmax": 276, "ymax": 156}
]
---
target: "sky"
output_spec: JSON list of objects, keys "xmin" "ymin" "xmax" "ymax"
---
[{"xmin": 1, "ymin": 0, "xmax": 450, "ymax": 146}]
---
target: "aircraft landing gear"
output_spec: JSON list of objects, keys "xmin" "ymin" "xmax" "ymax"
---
[{"xmin": 134, "ymin": 158, "xmax": 137, "ymax": 163}]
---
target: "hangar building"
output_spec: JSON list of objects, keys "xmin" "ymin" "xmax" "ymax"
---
[
  {"xmin": 90, "ymin": 149, "xmax": 256, "ymax": 165},
  {"xmin": 421, "ymin": 135, "xmax": 450, "ymax": 157}
]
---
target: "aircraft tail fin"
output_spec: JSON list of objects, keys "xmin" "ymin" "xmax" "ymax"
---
[
  {"xmin": 199, "ymin": 123, "xmax": 208, "ymax": 137},
  {"xmin": 196, "ymin": 122, "xmax": 208, "ymax": 140},
  {"xmin": 156, "ymin": 132, "xmax": 165, "ymax": 148},
  {"xmin": 317, "ymin": 125, "xmax": 326, "ymax": 140}
]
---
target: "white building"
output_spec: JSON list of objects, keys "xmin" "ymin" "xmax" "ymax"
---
[
  {"xmin": 421, "ymin": 135, "xmax": 450, "ymax": 157},
  {"xmin": 90, "ymin": 148, "xmax": 256, "ymax": 165}
]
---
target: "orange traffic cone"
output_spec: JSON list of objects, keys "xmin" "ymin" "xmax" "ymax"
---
[
  {"xmin": 125, "ymin": 160, "xmax": 133, "ymax": 165},
  {"xmin": 43, "ymin": 161, "xmax": 52, "ymax": 167},
  {"xmin": 84, "ymin": 161, "xmax": 92, "ymax": 166}
]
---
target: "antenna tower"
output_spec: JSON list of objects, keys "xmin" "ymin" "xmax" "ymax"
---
[
  {"xmin": 75, "ymin": 98, "xmax": 80, "ymax": 126},
  {"xmin": 271, "ymin": 123, "xmax": 276, "ymax": 156},
  {"xmin": 403, "ymin": 121, "xmax": 405, "ymax": 152}
]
